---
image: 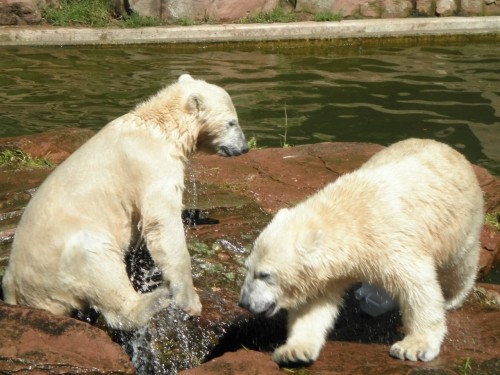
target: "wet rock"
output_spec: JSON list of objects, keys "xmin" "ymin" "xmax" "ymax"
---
[
  {"xmin": 0, "ymin": 300, "xmax": 135, "ymax": 374},
  {"xmin": 0, "ymin": 128, "xmax": 95, "ymax": 165},
  {"xmin": 179, "ymin": 283, "xmax": 500, "ymax": 375},
  {"xmin": 179, "ymin": 349, "xmax": 282, "ymax": 375},
  {"xmin": 0, "ymin": 131, "xmax": 499, "ymax": 374}
]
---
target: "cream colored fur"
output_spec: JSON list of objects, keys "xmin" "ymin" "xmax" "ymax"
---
[
  {"xmin": 239, "ymin": 138, "xmax": 483, "ymax": 363},
  {"xmin": 2, "ymin": 74, "xmax": 248, "ymax": 330}
]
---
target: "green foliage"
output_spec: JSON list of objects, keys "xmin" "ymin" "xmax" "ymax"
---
[
  {"xmin": 121, "ymin": 13, "xmax": 161, "ymax": 28},
  {"xmin": 42, "ymin": 0, "xmax": 161, "ymax": 27},
  {"xmin": 280, "ymin": 103, "xmax": 292, "ymax": 148},
  {"xmin": 238, "ymin": 7, "xmax": 298, "ymax": 24},
  {"xmin": 247, "ymin": 136, "xmax": 259, "ymax": 150},
  {"xmin": 0, "ymin": 149, "xmax": 53, "ymax": 169},
  {"xmin": 485, "ymin": 212, "xmax": 500, "ymax": 230},
  {"xmin": 175, "ymin": 17, "xmax": 197, "ymax": 26},
  {"xmin": 313, "ymin": 11, "xmax": 343, "ymax": 22},
  {"xmin": 43, "ymin": 0, "xmax": 112, "ymax": 27},
  {"xmin": 457, "ymin": 357, "xmax": 473, "ymax": 375}
]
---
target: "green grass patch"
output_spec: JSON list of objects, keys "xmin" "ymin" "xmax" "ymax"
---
[
  {"xmin": 0, "ymin": 149, "xmax": 53, "ymax": 169},
  {"xmin": 43, "ymin": 0, "xmax": 112, "ymax": 27},
  {"xmin": 457, "ymin": 357, "xmax": 473, "ymax": 375},
  {"xmin": 42, "ymin": 0, "xmax": 161, "ymax": 27},
  {"xmin": 247, "ymin": 136, "xmax": 260, "ymax": 150},
  {"xmin": 238, "ymin": 7, "xmax": 298, "ymax": 24},
  {"xmin": 313, "ymin": 11, "xmax": 343, "ymax": 22},
  {"xmin": 121, "ymin": 13, "xmax": 161, "ymax": 28},
  {"xmin": 485, "ymin": 211, "xmax": 500, "ymax": 230}
]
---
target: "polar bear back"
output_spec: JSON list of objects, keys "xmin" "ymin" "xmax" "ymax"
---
[{"xmin": 297, "ymin": 138, "xmax": 483, "ymax": 266}]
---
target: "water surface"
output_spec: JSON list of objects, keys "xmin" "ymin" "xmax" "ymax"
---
[{"xmin": 1, "ymin": 41, "xmax": 499, "ymax": 175}]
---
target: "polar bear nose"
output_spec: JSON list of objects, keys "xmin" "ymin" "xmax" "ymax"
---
[
  {"xmin": 219, "ymin": 144, "xmax": 249, "ymax": 157},
  {"xmin": 238, "ymin": 294, "xmax": 250, "ymax": 310},
  {"xmin": 238, "ymin": 299, "xmax": 250, "ymax": 310}
]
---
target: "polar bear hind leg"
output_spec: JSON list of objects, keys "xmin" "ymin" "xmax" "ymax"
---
[
  {"xmin": 439, "ymin": 241, "xmax": 480, "ymax": 311},
  {"xmin": 62, "ymin": 230, "xmax": 171, "ymax": 330},
  {"xmin": 389, "ymin": 258, "xmax": 446, "ymax": 362}
]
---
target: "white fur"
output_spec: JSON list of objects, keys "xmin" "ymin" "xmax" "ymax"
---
[
  {"xmin": 2, "ymin": 74, "xmax": 248, "ymax": 330},
  {"xmin": 239, "ymin": 138, "xmax": 483, "ymax": 363}
]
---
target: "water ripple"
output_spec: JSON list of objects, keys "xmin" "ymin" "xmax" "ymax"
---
[{"xmin": 0, "ymin": 42, "xmax": 498, "ymax": 175}]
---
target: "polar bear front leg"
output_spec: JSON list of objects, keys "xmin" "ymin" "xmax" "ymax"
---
[
  {"xmin": 143, "ymin": 215, "xmax": 201, "ymax": 317},
  {"xmin": 273, "ymin": 296, "xmax": 341, "ymax": 364}
]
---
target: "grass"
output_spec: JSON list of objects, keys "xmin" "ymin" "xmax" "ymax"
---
[
  {"xmin": 0, "ymin": 149, "xmax": 53, "ymax": 169},
  {"xmin": 238, "ymin": 7, "xmax": 298, "ymax": 24},
  {"xmin": 313, "ymin": 11, "xmax": 343, "ymax": 22},
  {"xmin": 457, "ymin": 357, "xmax": 473, "ymax": 375},
  {"xmin": 280, "ymin": 103, "xmax": 291, "ymax": 148},
  {"xmin": 42, "ymin": 0, "xmax": 160, "ymax": 27},
  {"xmin": 247, "ymin": 136, "xmax": 259, "ymax": 150},
  {"xmin": 485, "ymin": 212, "xmax": 500, "ymax": 230}
]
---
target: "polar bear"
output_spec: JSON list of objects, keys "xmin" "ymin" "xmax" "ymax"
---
[
  {"xmin": 2, "ymin": 74, "xmax": 248, "ymax": 330},
  {"xmin": 239, "ymin": 138, "xmax": 483, "ymax": 363}
]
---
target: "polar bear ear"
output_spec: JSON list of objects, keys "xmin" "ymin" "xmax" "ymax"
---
[
  {"xmin": 178, "ymin": 74, "xmax": 194, "ymax": 83},
  {"xmin": 297, "ymin": 230, "xmax": 323, "ymax": 256},
  {"xmin": 186, "ymin": 93, "xmax": 206, "ymax": 113}
]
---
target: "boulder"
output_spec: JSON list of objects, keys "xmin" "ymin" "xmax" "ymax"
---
[
  {"xmin": 0, "ymin": 0, "xmax": 41, "ymax": 25},
  {"xmin": 461, "ymin": 0, "xmax": 500, "ymax": 16},
  {"xmin": 124, "ymin": 0, "xmax": 281, "ymax": 24},
  {"xmin": 436, "ymin": 0, "xmax": 458, "ymax": 16},
  {"xmin": 380, "ymin": 0, "xmax": 413, "ymax": 18},
  {"xmin": 296, "ymin": 0, "xmax": 367, "ymax": 18},
  {"xmin": 0, "ymin": 301, "xmax": 135, "ymax": 374},
  {"xmin": 416, "ymin": 0, "xmax": 435, "ymax": 15}
]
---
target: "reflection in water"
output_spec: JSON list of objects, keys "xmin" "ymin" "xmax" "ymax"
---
[{"xmin": 0, "ymin": 42, "xmax": 498, "ymax": 175}]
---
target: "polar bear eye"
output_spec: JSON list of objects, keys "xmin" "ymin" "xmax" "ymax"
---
[
  {"xmin": 228, "ymin": 119, "xmax": 237, "ymax": 127},
  {"xmin": 256, "ymin": 271, "xmax": 271, "ymax": 281}
]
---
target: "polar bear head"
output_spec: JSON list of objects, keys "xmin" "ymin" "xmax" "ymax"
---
[
  {"xmin": 239, "ymin": 207, "xmax": 328, "ymax": 316},
  {"xmin": 177, "ymin": 74, "xmax": 249, "ymax": 157},
  {"xmin": 134, "ymin": 74, "xmax": 248, "ymax": 157}
]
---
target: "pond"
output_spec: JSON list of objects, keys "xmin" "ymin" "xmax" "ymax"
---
[{"xmin": 0, "ymin": 40, "xmax": 499, "ymax": 177}]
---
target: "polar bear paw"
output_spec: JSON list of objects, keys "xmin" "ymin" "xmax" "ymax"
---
[
  {"xmin": 272, "ymin": 342, "xmax": 321, "ymax": 364},
  {"xmin": 389, "ymin": 335, "xmax": 440, "ymax": 362},
  {"xmin": 174, "ymin": 289, "xmax": 202, "ymax": 317}
]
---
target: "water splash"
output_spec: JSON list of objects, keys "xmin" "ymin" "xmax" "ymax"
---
[{"xmin": 118, "ymin": 305, "xmax": 218, "ymax": 375}]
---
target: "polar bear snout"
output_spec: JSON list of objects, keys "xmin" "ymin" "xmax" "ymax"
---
[
  {"xmin": 217, "ymin": 121, "xmax": 249, "ymax": 157},
  {"xmin": 218, "ymin": 144, "xmax": 248, "ymax": 157},
  {"xmin": 239, "ymin": 278, "xmax": 278, "ymax": 317}
]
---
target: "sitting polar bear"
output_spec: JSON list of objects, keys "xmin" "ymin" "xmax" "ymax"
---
[
  {"xmin": 3, "ymin": 74, "xmax": 248, "ymax": 330},
  {"xmin": 239, "ymin": 138, "xmax": 483, "ymax": 363}
]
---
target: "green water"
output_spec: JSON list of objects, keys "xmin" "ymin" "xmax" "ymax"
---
[{"xmin": 0, "ymin": 41, "xmax": 499, "ymax": 176}]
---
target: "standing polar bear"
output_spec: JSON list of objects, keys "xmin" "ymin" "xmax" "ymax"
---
[
  {"xmin": 239, "ymin": 138, "xmax": 483, "ymax": 363},
  {"xmin": 3, "ymin": 74, "xmax": 248, "ymax": 330}
]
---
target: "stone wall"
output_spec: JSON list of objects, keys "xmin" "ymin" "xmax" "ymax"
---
[{"xmin": 1, "ymin": 0, "xmax": 499, "ymax": 26}]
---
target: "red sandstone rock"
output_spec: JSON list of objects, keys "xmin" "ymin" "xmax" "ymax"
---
[
  {"xmin": 0, "ymin": 301, "xmax": 135, "ymax": 374},
  {"xmin": 0, "ymin": 128, "xmax": 95, "ymax": 165},
  {"xmin": 0, "ymin": 131, "xmax": 499, "ymax": 374},
  {"xmin": 179, "ymin": 285, "xmax": 500, "ymax": 375}
]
